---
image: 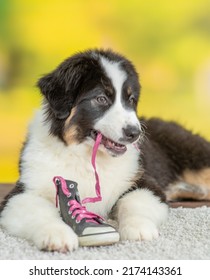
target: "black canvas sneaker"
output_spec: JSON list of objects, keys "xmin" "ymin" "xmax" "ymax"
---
[{"xmin": 53, "ymin": 176, "xmax": 120, "ymax": 247}]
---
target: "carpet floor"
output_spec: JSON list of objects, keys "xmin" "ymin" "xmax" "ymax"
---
[{"xmin": 0, "ymin": 206, "xmax": 209, "ymax": 260}]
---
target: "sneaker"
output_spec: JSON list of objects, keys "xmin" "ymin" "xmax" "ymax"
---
[{"xmin": 53, "ymin": 176, "xmax": 120, "ymax": 247}]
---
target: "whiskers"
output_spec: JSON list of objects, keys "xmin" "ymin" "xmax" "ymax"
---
[
  {"xmin": 133, "ymin": 119, "xmax": 149, "ymax": 152},
  {"xmin": 140, "ymin": 120, "xmax": 149, "ymax": 143}
]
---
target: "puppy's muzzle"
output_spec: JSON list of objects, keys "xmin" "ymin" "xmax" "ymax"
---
[{"xmin": 121, "ymin": 125, "xmax": 141, "ymax": 143}]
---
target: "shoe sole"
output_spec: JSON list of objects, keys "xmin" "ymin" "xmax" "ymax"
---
[{"xmin": 79, "ymin": 231, "xmax": 120, "ymax": 247}]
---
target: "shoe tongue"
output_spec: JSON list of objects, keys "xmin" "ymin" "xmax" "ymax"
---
[
  {"xmin": 66, "ymin": 180, "xmax": 80, "ymax": 201},
  {"xmin": 75, "ymin": 192, "xmax": 81, "ymax": 204},
  {"xmin": 66, "ymin": 180, "xmax": 78, "ymax": 189}
]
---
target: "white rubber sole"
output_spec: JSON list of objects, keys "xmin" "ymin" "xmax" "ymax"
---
[{"xmin": 79, "ymin": 231, "xmax": 120, "ymax": 247}]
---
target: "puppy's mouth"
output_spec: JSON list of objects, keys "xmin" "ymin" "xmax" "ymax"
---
[{"xmin": 90, "ymin": 129, "xmax": 127, "ymax": 156}]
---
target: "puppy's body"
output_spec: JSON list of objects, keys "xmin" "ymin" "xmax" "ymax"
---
[{"xmin": 1, "ymin": 49, "xmax": 210, "ymax": 252}]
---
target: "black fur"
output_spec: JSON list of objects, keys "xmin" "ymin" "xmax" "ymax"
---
[
  {"xmin": 134, "ymin": 117, "xmax": 210, "ymax": 200},
  {"xmin": 141, "ymin": 118, "xmax": 210, "ymax": 179}
]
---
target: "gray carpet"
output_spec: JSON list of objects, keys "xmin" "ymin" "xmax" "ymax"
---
[{"xmin": 0, "ymin": 207, "xmax": 210, "ymax": 260}]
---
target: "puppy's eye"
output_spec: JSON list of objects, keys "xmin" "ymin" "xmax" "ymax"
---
[
  {"xmin": 129, "ymin": 95, "xmax": 137, "ymax": 106},
  {"xmin": 96, "ymin": 96, "xmax": 108, "ymax": 105}
]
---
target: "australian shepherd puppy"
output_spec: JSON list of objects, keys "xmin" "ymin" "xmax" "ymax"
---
[{"xmin": 1, "ymin": 49, "xmax": 210, "ymax": 252}]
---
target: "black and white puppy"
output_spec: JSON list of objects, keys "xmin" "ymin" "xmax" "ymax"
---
[{"xmin": 1, "ymin": 49, "xmax": 210, "ymax": 252}]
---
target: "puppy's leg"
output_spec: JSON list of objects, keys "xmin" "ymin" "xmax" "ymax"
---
[
  {"xmin": 0, "ymin": 192, "xmax": 78, "ymax": 252},
  {"xmin": 115, "ymin": 188, "xmax": 168, "ymax": 241}
]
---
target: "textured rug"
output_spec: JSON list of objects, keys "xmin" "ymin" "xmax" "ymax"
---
[{"xmin": 0, "ymin": 207, "xmax": 210, "ymax": 260}]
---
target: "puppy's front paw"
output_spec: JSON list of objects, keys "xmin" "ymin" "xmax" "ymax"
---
[
  {"xmin": 119, "ymin": 217, "xmax": 159, "ymax": 241},
  {"xmin": 33, "ymin": 222, "xmax": 79, "ymax": 252}
]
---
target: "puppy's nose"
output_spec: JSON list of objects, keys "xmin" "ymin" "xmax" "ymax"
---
[{"xmin": 122, "ymin": 125, "xmax": 140, "ymax": 143}]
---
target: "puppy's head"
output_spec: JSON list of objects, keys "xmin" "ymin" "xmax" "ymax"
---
[{"xmin": 38, "ymin": 49, "xmax": 141, "ymax": 156}]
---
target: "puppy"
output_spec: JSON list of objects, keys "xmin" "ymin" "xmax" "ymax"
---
[{"xmin": 1, "ymin": 49, "xmax": 210, "ymax": 252}]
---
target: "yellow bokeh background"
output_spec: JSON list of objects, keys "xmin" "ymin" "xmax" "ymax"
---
[{"xmin": 0, "ymin": 0, "xmax": 210, "ymax": 182}]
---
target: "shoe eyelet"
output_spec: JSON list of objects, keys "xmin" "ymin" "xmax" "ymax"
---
[
  {"xmin": 69, "ymin": 184, "xmax": 74, "ymax": 189},
  {"xmin": 68, "ymin": 210, "xmax": 72, "ymax": 215},
  {"xmin": 55, "ymin": 178, "xmax": 61, "ymax": 186},
  {"xmin": 72, "ymin": 215, "xmax": 75, "ymax": 219},
  {"xmin": 67, "ymin": 193, "xmax": 71, "ymax": 198},
  {"xmin": 76, "ymin": 219, "xmax": 80, "ymax": 224}
]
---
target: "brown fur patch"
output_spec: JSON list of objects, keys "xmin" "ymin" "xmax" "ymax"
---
[
  {"xmin": 182, "ymin": 168, "xmax": 210, "ymax": 192},
  {"xmin": 165, "ymin": 182, "xmax": 208, "ymax": 201},
  {"xmin": 127, "ymin": 86, "xmax": 132, "ymax": 96},
  {"xmin": 101, "ymin": 77, "xmax": 114, "ymax": 96},
  {"xmin": 166, "ymin": 168, "xmax": 210, "ymax": 201},
  {"xmin": 63, "ymin": 108, "xmax": 78, "ymax": 144}
]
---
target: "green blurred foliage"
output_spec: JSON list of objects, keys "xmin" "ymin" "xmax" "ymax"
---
[{"xmin": 0, "ymin": 0, "xmax": 210, "ymax": 181}]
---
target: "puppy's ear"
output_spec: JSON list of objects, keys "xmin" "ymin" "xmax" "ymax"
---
[
  {"xmin": 37, "ymin": 53, "xmax": 99, "ymax": 119},
  {"xmin": 37, "ymin": 71, "xmax": 74, "ymax": 120}
]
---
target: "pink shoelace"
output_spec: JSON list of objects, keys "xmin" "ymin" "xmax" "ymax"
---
[
  {"xmin": 54, "ymin": 133, "xmax": 103, "ymax": 224},
  {"xmin": 82, "ymin": 132, "xmax": 102, "ymax": 204}
]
